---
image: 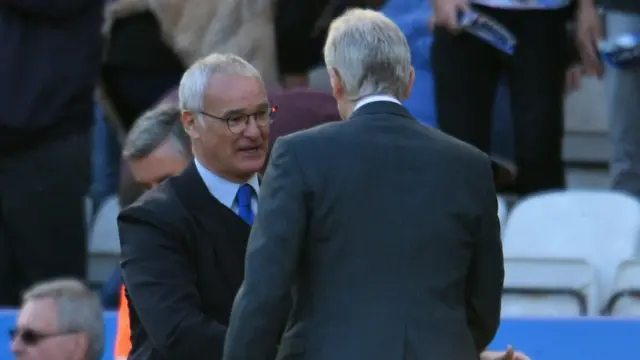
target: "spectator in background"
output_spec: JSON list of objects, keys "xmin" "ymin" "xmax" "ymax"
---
[
  {"xmin": 99, "ymin": 104, "xmax": 191, "ymax": 310},
  {"xmin": 431, "ymin": 0, "xmax": 575, "ymax": 195},
  {"xmin": 0, "ymin": 0, "xmax": 104, "ymax": 306},
  {"xmin": 111, "ymin": 104, "xmax": 191, "ymax": 357},
  {"xmin": 276, "ymin": 0, "xmax": 385, "ymax": 88},
  {"xmin": 122, "ymin": 105, "xmax": 192, "ymax": 190},
  {"xmin": 382, "ymin": 0, "xmax": 516, "ymax": 188},
  {"xmin": 102, "ymin": 0, "xmax": 185, "ymax": 130},
  {"xmin": 382, "ymin": 0, "xmax": 583, "ymax": 191},
  {"xmin": 579, "ymin": 0, "xmax": 640, "ymax": 196},
  {"xmin": 10, "ymin": 278, "xmax": 105, "ymax": 360},
  {"xmin": 104, "ymin": 0, "xmax": 278, "ymax": 90}
]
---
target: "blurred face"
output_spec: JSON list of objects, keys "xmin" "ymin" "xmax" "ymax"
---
[
  {"xmin": 11, "ymin": 298, "xmax": 88, "ymax": 360},
  {"xmin": 183, "ymin": 74, "xmax": 270, "ymax": 183},
  {"xmin": 128, "ymin": 139, "xmax": 189, "ymax": 189}
]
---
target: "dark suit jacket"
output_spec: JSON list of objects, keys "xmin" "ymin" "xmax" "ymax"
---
[
  {"xmin": 224, "ymin": 101, "xmax": 504, "ymax": 360},
  {"xmin": 118, "ymin": 162, "xmax": 250, "ymax": 360}
]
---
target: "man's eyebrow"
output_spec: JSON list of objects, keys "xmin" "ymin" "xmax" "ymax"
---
[{"xmin": 221, "ymin": 102, "xmax": 270, "ymax": 117}]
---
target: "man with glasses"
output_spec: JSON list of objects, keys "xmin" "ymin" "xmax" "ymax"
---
[
  {"xmin": 118, "ymin": 53, "xmax": 271, "ymax": 360},
  {"xmin": 10, "ymin": 278, "xmax": 105, "ymax": 360}
]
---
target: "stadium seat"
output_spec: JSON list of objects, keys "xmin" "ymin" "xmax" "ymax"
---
[
  {"xmin": 502, "ymin": 190, "xmax": 640, "ymax": 315},
  {"xmin": 603, "ymin": 259, "xmax": 640, "ymax": 316},
  {"xmin": 88, "ymin": 195, "xmax": 121, "ymax": 287},
  {"xmin": 502, "ymin": 257, "xmax": 596, "ymax": 316}
]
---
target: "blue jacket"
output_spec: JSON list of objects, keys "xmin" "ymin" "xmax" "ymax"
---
[{"xmin": 383, "ymin": 0, "xmax": 437, "ymax": 127}]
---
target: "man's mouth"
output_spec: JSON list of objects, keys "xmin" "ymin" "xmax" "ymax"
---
[{"xmin": 239, "ymin": 146, "xmax": 260, "ymax": 153}]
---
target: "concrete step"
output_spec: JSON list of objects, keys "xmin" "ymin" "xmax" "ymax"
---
[
  {"xmin": 566, "ymin": 167, "xmax": 610, "ymax": 189},
  {"xmin": 563, "ymin": 132, "xmax": 610, "ymax": 164}
]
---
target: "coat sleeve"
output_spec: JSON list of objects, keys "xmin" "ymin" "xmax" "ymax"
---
[{"xmin": 465, "ymin": 156, "xmax": 504, "ymax": 352}]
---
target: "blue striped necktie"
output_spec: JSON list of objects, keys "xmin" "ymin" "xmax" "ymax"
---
[{"xmin": 236, "ymin": 184, "xmax": 255, "ymax": 225}]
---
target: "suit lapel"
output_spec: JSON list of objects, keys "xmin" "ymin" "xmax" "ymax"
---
[{"xmin": 172, "ymin": 161, "xmax": 250, "ymax": 295}]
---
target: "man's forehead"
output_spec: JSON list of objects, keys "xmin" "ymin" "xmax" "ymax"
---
[
  {"xmin": 204, "ymin": 74, "xmax": 267, "ymax": 108},
  {"xmin": 18, "ymin": 298, "xmax": 58, "ymax": 330}
]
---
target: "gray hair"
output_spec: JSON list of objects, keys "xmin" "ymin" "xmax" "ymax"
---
[
  {"xmin": 23, "ymin": 279, "xmax": 104, "ymax": 360},
  {"xmin": 178, "ymin": 53, "xmax": 262, "ymax": 118},
  {"xmin": 323, "ymin": 8, "xmax": 412, "ymax": 100},
  {"xmin": 122, "ymin": 104, "xmax": 191, "ymax": 160}
]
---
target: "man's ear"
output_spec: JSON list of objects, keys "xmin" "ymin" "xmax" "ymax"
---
[
  {"xmin": 327, "ymin": 67, "xmax": 345, "ymax": 99},
  {"xmin": 403, "ymin": 66, "xmax": 416, "ymax": 100},
  {"xmin": 181, "ymin": 111, "xmax": 200, "ymax": 140}
]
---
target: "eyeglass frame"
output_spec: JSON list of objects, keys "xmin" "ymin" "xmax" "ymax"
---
[
  {"xmin": 9, "ymin": 327, "xmax": 80, "ymax": 346},
  {"xmin": 194, "ymin": 105, "xmax": 277, "ymax": 134}
]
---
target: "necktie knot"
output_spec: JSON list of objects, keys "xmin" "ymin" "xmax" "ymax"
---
[
  {"xmin": 236, "ymin": 184, "xmax": 253, "ymax": 207},
  {"xmin": 236, "ymin": 184, "xmax": 254, "ymax": 225}
]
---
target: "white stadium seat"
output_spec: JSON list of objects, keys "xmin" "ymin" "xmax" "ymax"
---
[
  {"xmin": 502, "ymin": 258, "xmax": 596, "ymax": 316},
  {"xmin": 605, "ymin": 260, "xmax": 640, "ymax": 316},
  {"xmin": 502, "ymin": 190, "xmax": 640, "ymax": 315},
  {"xmin": 87, "ymin": 195, "xmax": 121, "ymax": 284}
]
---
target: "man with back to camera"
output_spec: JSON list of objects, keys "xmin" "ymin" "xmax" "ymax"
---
[
  {"xmin": 224, "ymin": 8, "xmax": 504, "ymax": 360},
  {"xmin": 118, "ymin": 53, "xmax": 272, "ymax": 360},
  {"xmin": 113, "ymin": 74, "xmax": 521, "ymax": 360}
]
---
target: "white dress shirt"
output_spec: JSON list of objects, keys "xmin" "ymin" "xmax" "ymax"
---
[
  {"xmin": 353, "ymin": 94, "xmax": 402, "ymax": 112},
  {"xmin": 194, "ymin": 158, "xmax": 260, "ymax": 215}
]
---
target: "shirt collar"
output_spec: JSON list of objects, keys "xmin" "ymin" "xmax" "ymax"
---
[
  {"xmin": 194, "ymin": 158, "xmax": 260, "ymax": 210},
  {"xmin": 353, "ymin": 94, "xmax": 402, "ymax": 112}
]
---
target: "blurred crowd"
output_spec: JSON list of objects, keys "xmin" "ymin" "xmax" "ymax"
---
[{"xmin": 1, "ymin": 0, "xmax": 639, "ymax": 359}]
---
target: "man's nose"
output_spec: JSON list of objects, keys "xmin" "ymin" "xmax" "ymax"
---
[
  {"xmin": 10, "ymin": 337, "xmax": 24, "ymax": 355},
  {"xmin": 242, "ymin": 116, "xmax": 261, "ymax": 138}
]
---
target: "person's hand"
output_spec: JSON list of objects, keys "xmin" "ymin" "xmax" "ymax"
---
[
  {"xmin": 432, "ymin": 0, "xmax": 470, "ymax": 33},
  {"xmin": 575, "ymin": 1, "xmax": 604, "ymax": 77},
  {"xmin": 565, "ymin": 63, "xmax": 584, "ymax": 94},
  {"xmin": 499, "ymin": 345, "xmax": 531, "ymax": 360}
]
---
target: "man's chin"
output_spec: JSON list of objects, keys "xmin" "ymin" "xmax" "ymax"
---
[{"xmin": 238, "ymin": 158, "xmax": 266, "ymax": 175}]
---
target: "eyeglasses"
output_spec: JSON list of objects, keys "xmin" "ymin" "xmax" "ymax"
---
[
  {"xmin": 198, "ymin": 105, "xmax": 277, "ymax": 134},
  {"xmin": 9, "ymin": 328, "xmax": 77, "ymax": 346}
]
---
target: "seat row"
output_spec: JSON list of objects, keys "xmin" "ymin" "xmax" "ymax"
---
[{"xmin": 499, "ymin": 190, "xmax": 640, "ymax": 316}]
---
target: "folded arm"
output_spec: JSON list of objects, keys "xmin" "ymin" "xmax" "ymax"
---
[
  {"xmin": 466, "ymin": 156, "xmax": 505, "ymax": 352},
  {"xmin": 4, "ymin": 0, "xmax": 93, "ymax": 19},
  {"xmin": 224, "ymin": 138, "xmax": 307, "ymax": 360},
  {"xmin": 119, "ymin": 208, "xmax": 227, "ymax": 359}
]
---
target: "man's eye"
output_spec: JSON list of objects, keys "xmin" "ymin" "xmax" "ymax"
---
[{"xmin": 227, "ymin": 116, "xmax": 244, "ymax": 124}]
